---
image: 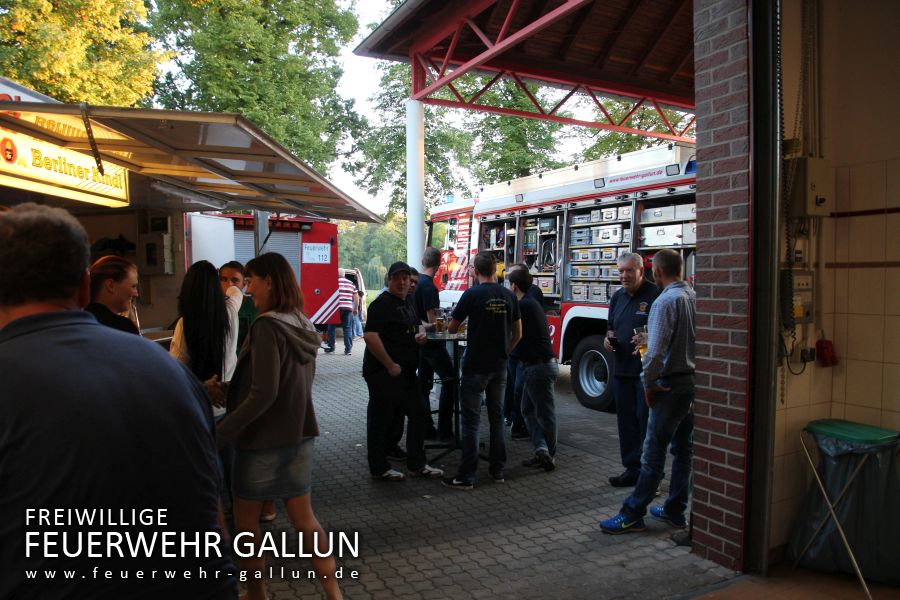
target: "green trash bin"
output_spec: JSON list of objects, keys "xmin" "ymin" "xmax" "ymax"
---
[{"xmin": 787, "ymin": 419, "xmax": 900, "ymax": 584}]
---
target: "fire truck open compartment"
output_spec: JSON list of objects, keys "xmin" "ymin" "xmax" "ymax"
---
[{"xmin": 429, "ymin": 144, "xmax": 697, "ymax": 411}]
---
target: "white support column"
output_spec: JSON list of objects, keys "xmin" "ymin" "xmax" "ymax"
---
[{"xmin": 406, "ymin": 99, "xmax": 425, "ymax": 269}]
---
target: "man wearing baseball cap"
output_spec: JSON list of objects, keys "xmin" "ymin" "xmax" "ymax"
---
[{"xmin": 362, "ymin": 261, "xmax": 444, "ymax": 481}]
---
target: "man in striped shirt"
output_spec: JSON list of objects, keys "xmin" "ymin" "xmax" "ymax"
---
[
  {"xmin": 600, "ymin": 249, "xmax": 696, "ymax": 534},
  {"xmin": 326, "ymin": 269, "xmax": 359, "ymax": 355}
]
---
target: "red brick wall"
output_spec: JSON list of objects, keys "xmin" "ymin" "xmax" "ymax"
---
[{"xmin": 691, "ymin": 0, "xmax": 752, "ymax": 571}]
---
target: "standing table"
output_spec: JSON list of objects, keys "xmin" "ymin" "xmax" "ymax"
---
[{"xmin": 424, "ymin": 331, "xmax": 466, "ymax": 461}]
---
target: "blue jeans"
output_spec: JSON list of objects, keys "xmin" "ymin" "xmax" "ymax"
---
[
  {"xmin": 611, "ymin": 375, "xmax": 649, "ymax": 475},
  {"xmin": 520, "ymin": 360, "xmax": 559, "ymax": 456},
  {"xmin": 457, "ymin": 366, "xmax": 507, "ymax": 483},
  {"xmin": 352, "ymin": 312, "xmax": 364, "ymax": 338},
  {"xmin": 503, "ymin": 357, "xmax": 526, "ymax": 431},
  {"xmin": 621, "ymin": 375, "xmax": 694, "ymax": 519},
  {"xmin": 327, "ymin": 308, "xmax": 353, "ymax": 352}
]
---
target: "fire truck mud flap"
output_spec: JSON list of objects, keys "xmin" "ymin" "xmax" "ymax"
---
[{"xmin": 570, "ymin": 335, "xmax": 614, "ymax": 412}]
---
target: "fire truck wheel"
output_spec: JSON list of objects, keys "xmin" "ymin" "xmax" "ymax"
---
[{"xmin": 571, "ymin": 335, "xmax": 614, "ymax": 412}]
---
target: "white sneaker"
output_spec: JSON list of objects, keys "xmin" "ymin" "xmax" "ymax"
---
[
  {"xmin": 379, "ymin": 468, "xmax": 405, "ymax": 481},
  {"xmin": 409, "ymin": 465, "xmax": 444, "ymax": 478}
]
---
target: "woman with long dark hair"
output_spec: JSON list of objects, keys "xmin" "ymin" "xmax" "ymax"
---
[
  {"xmin": 217, "ymin": 253, "xmax": 341, "ymax": 600},
  {"xmin": 170, "ymin": 260, "xmax": 241, "ymax": 386}
]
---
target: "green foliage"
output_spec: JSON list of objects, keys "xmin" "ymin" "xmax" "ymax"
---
[
  {"xmin": 346, "ymin": 63, "xmax": 474, "ymax": 217},
  {"xmin": 0, "ymin": 0, "xmax": 166, "ymax": 105},
  {"xmin": 150, "ymin": 0, "xmax": 362, "ymax": 171},
  {"xmin": 577, "ymin": 100, "xmax": 694, "ymax": 160},
  {"xmin": 337, "ymin": 216, "xmax": 408, "ymax": 291}
]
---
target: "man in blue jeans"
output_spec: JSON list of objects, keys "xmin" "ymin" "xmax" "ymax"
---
[
  {"xmin": 443, "ymin": 251, "xmax": 522, "ymax": 490},
  {"xmin": 507, "ymin": 268, "xmax": 558, "ymax": 472},
  {"xmin": 600, "ymin": 249, "xmax": 696, "ymax": 534}
]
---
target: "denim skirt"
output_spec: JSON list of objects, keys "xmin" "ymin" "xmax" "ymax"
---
[{"xmin": 232, "ymin": 438, "xmax": 315, "ymax": 500}]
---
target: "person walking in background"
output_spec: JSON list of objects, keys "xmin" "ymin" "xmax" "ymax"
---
[
  {"xmin": 219, "ymin": 260, "xmax": 258, "ymax": 353},
  {"xmin": 600, "ymin": 249, "xmax": 696, "ymax": 535},
  {"xmin": 363, "ymin": 261, "xmax": 443, "ymax": 482},
  {"xmin": 325, "ymin": 269, "xmax": 358, "ymax": 355},
  {"xmin": 415, "ymin": 247, "xmax": 455, "ymax": 442},
  {"xmin": 85, "ymin": 255, "xmax": 140, "ymax": 334},
  {"xmin": 0, "ymin": 204, "xmax": 236, "ymax": 599},
  {"xmin": 443, "ymin": 251, "xmax": 521, "ymax": 490},
  {"xmin": 217, "ymin": 252, "xmax": 342, "ymax": 600},
  {"xmin": 507, "ymin": 268, "xmax": 558, "ymax": 472},
  {"xmin": 604, "ymin": 253, "xmax": 660, "ymax": 488},
  {"xmin": 504, "ymin": 263, "xmax": 544, "ymax": 440}
]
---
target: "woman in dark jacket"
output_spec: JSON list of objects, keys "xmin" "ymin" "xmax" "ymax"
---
[{"xmin": 217, "ymin": 253, "xmax": 341, "ymax": 600}]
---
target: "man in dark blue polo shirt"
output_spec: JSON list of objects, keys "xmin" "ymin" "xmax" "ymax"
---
[
  {"xmin": 504, "ymin": 263, "xmax": 544, "ymax": 439},
  {"xmin": 604, "ymin": 252, "xmax": 660, "ymax": 487},
  {"xmin": 0, "ymin": 204, "xmax": 236, "ymax": 600}
]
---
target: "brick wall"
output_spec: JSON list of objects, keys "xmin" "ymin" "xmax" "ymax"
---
[{"xmin": 691, "ymin": 0, "xmax": 752, "ymax": 571}]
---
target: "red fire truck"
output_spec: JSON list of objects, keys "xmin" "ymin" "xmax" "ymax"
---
[{"xmin": 427, "ymin": 144, "xmax": 697, "ymax": 411}]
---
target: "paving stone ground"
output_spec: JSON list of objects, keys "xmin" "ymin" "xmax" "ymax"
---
[{"xmin": 254, "ymin": 340, "xmax": 737, "ymax": 599}]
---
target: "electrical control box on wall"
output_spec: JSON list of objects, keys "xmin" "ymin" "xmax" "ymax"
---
[
  {"xmin": 138, "ymin": 232, "xmax": 174, "ymax": 275},
  {"xmin": 787, "ymin": 157, "xmax": 834, "ymax": 217}
]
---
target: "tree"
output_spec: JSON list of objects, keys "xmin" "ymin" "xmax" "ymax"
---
[
  {"xmin": 337, "ymin": 216, "xmax": 407, "ymax": 291},
  {"xmin": 346, "ymin": 63, "xmax": 474, "ymax": 217},
  {"xmin": 577, "ymin": 100, "xmax": 695, "ymax": 161},
  {"xmin": 150, "ymin": 0, "xmax": 361, "ymax": 171},
  {"xmin": 0, "ymin": 0, "xmax": 165, "ymax": 105}
]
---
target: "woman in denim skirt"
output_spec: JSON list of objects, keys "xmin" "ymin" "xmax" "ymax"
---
[{"xmin": 217, "ymin": 253, "xmax": 342, "ymax": 600}]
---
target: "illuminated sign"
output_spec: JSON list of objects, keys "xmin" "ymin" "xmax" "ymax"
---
[{"xmin": 0, "ymin": 130, "xmax": 128, "ymax": 207}]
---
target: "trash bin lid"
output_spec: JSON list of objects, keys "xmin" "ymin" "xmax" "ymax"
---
[{"xmin": 807, "ymin": 418, "xmax": 899, "ymax": 445}]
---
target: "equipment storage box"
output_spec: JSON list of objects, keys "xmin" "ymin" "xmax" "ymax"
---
[
  {"xmin": 590, "ymin": 283, "xmax": 608, "ymax": 303},
  {"xmin": 571, "ymin": 249, "xmax": 592, "ymax": 261},
  {"xmin": 590, "ymin": 209, "xmax": 602, "ymax": 223},
  {"xmin": 535, "ymin": 276, "xmax": 555, "ymax": 293},
  {"xmin": 601, "ymin": 267, "xmax": 620, "ymax": 278},
  {"xmin": 682, "ymin": 222, "xmax": 697, "ymax": 245},
  {"xmin": 641, "ymin": 224, "xmax": 682, "ymax": 246},
  {"xmin": 675, "ymin": 203, "xmax": 696, "ymax": 220},
  {"xmin": 600, "ymin": 248, "xmax": 618, "ymax": 261},
  {"xmin": 571, "ymin": 284, "xmax": 588, "ymax": 301},
  {"xmin": 601, "ymin": 207, "xmax": 618, "ymax": 221},
  {"xmin": 592, "ymin": 224, "xmax": 622, "ymax": 245},
  {"xmin": 623, "ymin": 229, "xmax": 632, "ymax": 243},
  {"xmin": 640, "ymin": 205, "xmax": 676, "ymax": 223},
  {"xmin": 539, "ymin": 217, "xmax": 555, "ymax": 232},
  {"xmin": 618, "ymin": 206, "xmax": 632, "ymax": 220},
  {"xmin": 570, "ymin": 265, "xmax": 599, "ymax": 278},
  {"xmin": 572, "ymin": 214, "xmax": 592, "ymax": 225},
  {"xmin": 570, "ymin": 230, "xmax": 591, "ymax": 245},
  {"xmin": 609, "ymin": 283, "xmax": 623, "ymax": 296}
]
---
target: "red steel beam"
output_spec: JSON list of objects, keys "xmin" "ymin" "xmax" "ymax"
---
[
  {"xmin": 412, "ymin": 0, "xmax": 594, "ymax": 100},
  {"xmin": 409, "ymin": 0, "xmax": 501, "ymax": 56},
  {"xmin": 423, "ymin": 96, "xmax": 695, "ymax": 143},
  {"xmin": 496, "ymin": 0, "xmax": 522, "ymax": 44}
]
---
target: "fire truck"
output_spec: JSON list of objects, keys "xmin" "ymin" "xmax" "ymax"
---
[{"xmin": 427, "ymin": 144, "xmax": 697, "ymax": 411}]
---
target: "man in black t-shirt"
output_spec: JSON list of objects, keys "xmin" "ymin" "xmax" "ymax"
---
[
  {"xmin": 443, "ymin": 252, "xmax": 522, "ymax": 490},
  {"xmin": 503, "ymin": 263, "xmax": 545, "ymax": 438},
  {"xmin": 508, "ymin": 269, "xmax": 559, "ymax": 472},
  {"xmin": 414, "ymin": 247, "xmax": 455, "ymax": 441},
  {"xmin": 604, "ymin": 252, "xmax": 660, "ymax": 487},
  {"xmin": 363, "ymin": 261, "xmax": 443, "ymax": 481}
]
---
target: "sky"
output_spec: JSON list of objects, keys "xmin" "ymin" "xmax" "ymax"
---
[{"xmin": 328, "ymin": 1, "xmax": 396, "ymax": 216}]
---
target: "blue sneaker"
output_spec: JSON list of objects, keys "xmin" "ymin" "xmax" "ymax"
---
[
  {"xmin": 599, "ymin": 513, "xmax": 645, "ymax": 534},
  {"xmin": 649, "ymin": 506, "xmax": 686, "ymax": 528}
]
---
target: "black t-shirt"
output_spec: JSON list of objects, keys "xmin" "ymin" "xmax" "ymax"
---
[
  {"xmin": 451, "ymin": 282, "xmax": 520, "ymax": 374},
  {"xmin": 510, "ymin": 296, "xmax": 555, "ymax": 363},
  {"xmin": 85, "ymin": 302, "xmax": 139, "ymax": 335},
  {"xmin": 526, "ymin": 284, "xmax": 545, "ymax": 304},
  {"xmin": 607, "ymin": 279, "xmax": 660, "ymax": 377},
  {"xmin": 363, "ymin": 291, "xmax": 420, "ymax": 378},
  {"xmin": 413, "ymin": 272, "xmax": 440, "ymax": 322}
]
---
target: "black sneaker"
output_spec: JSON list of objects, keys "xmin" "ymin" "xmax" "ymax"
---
[
  {"xmin": 323, "ymin": 347, "xmax": 335, "ymax": 353},
  {"xmin": 510, "ymin": 428, "xmax": 530, "ymax": 441},
  {"xmin": 442, "ymin": 477, "xmax": 473, "ymax": 490},
  {"xmin": 608, "ymin": 471, "xmax": 639, "ymax": 487},
  {"xmin": 522, "ymin": 455, "xmax": 544, "ymax": 468},
  {"xmin": 489, "ymin": 470, "xmax": 506, "ymax": 483},
  {"xmin": 536, "ymin": 449, "xmax": 555, "ymax": 472}
]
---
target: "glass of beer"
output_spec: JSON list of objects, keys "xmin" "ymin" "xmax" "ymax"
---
[
  {"xmin": 633, "ymin": 326, "xmax": 648, "ymax": 357},
  {"xmin": 435, "ymin": 317, "xmax": 445, "ymax": 333}
]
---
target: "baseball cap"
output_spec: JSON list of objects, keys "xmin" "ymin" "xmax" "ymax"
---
[{"xmin": 387, "ymin": 261, "xmax": 412, "ymax": 277}]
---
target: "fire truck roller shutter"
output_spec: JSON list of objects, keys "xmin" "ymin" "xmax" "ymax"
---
[{"xmin": 570, "ymin": 335, "xmax": 614, "ymax": 412}]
